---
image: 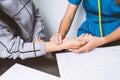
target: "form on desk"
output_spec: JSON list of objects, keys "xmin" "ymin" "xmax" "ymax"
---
[
  {"xmin": 56, "ymin": 46, "xmax": 120, "ymax": 80},
  {"xmin": 0, "ymin": 63, "xmax": 60, "ymax": 80}
]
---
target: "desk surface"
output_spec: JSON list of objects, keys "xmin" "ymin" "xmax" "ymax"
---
[{"xmin": 0, "ymin": 54, "xmax": 60, "ymax": 77}]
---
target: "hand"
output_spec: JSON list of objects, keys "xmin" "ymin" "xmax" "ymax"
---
[
  {"xmin": 50, "ymin": 33, "xmax": 63, "ymax": 45},
  {"xmin": 69, "ymin": 35, "xmax": 106, "ymax": 53},
  {"xmin": 61, "ymin": 34, "xmax": 89, "ymax": 49},
  {"xmin": 63, "ymin": 38, "xmax": 88, "ymax": 49},
  {"xmin": 45, "ymin": 34, "xmax": 89, "ymax": 53}
]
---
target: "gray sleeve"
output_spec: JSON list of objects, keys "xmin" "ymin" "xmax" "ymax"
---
[
  {"xmin": 32, "ymin": 3, "xmax": 45, "ymax": 40},
  {"xmin": 0, "ymin": 22, "xmax": 46, "ymax": 60}
]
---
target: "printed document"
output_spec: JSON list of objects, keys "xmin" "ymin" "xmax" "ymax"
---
[
  {"xmin": 0, "ymin": 63, "xmax": 60, "ymax": 80},
  {"xmin": 56, "ymin": 46, "xmax": 120, "ymax": 80}
]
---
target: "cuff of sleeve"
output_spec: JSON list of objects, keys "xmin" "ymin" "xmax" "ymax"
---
[
  {"xmin": 35, "ymin": 42, "xmax": 46, "ymax": 57},
  {"xmin": 68, "ymin": 0, "xmax": 81, "ymax": 5}
]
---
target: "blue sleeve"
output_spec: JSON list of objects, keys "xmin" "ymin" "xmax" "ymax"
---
[{"xmin": 68, "ymin": 0, "xmax": 82, "ymax": 5}]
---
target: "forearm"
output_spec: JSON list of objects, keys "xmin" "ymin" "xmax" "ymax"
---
[
  {"xmin": 103, "ymin": 27, "xmax": 120, "ymax": 44},
  {"xmin": 58, "ymin": 3, "xmax": 78, "ymax": 38},
  {"xmin": 58, "ymin": 17, "xmax": 73, "ymax": 38}
]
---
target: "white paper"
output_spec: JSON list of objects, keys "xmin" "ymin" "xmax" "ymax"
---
[
  {"xmin": 56, "ymin": 45, "xmax": 120, "ymax": 80},
  {"xmin": 82, "ymin": 64, "xmax": 120, "ymax": 80},
  {"xmin": 0, "ymin": 63, "xmax": 60, "ymax": 80}
]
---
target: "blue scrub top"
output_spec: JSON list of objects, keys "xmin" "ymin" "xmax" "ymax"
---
[{"xmin": 68, "ymin": 0, "xmax": 120, "ymax": 37}]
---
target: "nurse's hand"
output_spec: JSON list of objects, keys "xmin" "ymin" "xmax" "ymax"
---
[
  {"xmin": 61, "ymin": 37, "xmax": 88, "ymax": 49},
  {"xmin": 69, "ymin": 35, "xmax": 106, "ymax": 53},
  {"xmin": 50, "ymin": 33, "xmax": 64, "ymax": 45}
]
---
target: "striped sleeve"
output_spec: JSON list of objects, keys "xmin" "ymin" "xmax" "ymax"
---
[
  {"xmin": 0, "ymin": 22, "xmax": 46, "ymax": 60},
  {"xmin": 32, "ymin": 1, "xmax": 45, "ymax": 40}
]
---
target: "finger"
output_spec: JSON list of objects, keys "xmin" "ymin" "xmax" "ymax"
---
[
  {"xmin": 77, "ymin": 34, "xmax": 90, "ymax": 40},
  {"xmin": 50, "ymin": 37, "xmax": 53, "ymax": 42},
  {"xmin": 69, "ymin": 47, "xmax": 87, "ymax": 53},
  {"xmin": 76, "ymin": 43, "xmax": 92, "ymax": 53},
  {"xmin": 55, "ymin": 37, "xmax": 59, "ymax": 45},
  {"xmin": 79, "ymin": 34, "xmax": 92, "ymax": 41},
  {"xmin": 80, "ymin": 39, "xmax": 89, "ymax": 46},
  {"xmin": 77, "ymin": 34, "xmax": 85, "ymax": 40},
  {"xmin": 50, "ymin": 35, "xmax": 59, "ymax": 45},
  {"xmin": 69, "ymin": 41, "xmax": 91, "ymax": 53},
  {"xmin": 68, "ymin": 49, "xmax": 81, "ymax": 53},
  {"xmin": 85, "ymin": 33, "xmax": 89, "ymax": 36},
  {"xmin": 50, "ymin": 36, "xmax": 55, "ymax": 42},
  {"xmin": 68, "ymin": 39, "xmax": 88, "ymax": 50},
  {"xmin": 88, "ymin": 34, "xmax": 92, "ymax": 36},
  {"xmin": 52, "ymin": 34, "xmax": 59, "ymax": 44},
  {"xmin": 68, "ymin": 41, "xmax": 88, "ymax": 53},
  {"xmin": 58, "ymin": 35, "xmax": 63, "ymax": 44}
]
